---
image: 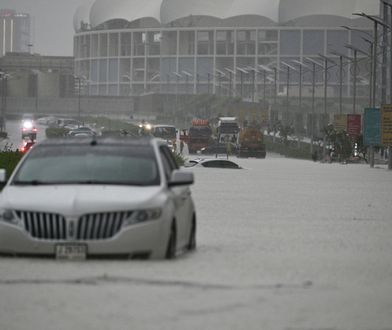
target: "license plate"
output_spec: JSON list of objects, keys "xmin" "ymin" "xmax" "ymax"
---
[{"xmin": 55, "ymin": 244, "xmax": 87, "ymax": 260}]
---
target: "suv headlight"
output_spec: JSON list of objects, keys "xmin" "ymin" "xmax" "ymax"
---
[
  {"xmin": 123, "ymin": 208, "xmax": 162, "ymax": 226},
  {"xmin": 0, "ymin": 209, "xmax": 21, "ymax": 226}
]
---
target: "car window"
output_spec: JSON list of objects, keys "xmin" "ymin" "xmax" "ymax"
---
[
  {"xmin": 201, "ymin": 160, "xmax": 218, "ymax": 168},
  {"xmin": 222, "ymin": 161, "xmax": 240, "ymax": 169},
  {"xmin": 201, "ymin": 160, "xmax": 240, "ymax": 169}
]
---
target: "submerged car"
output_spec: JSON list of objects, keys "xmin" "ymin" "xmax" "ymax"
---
[
  {"xmin": 0, "ymin": 138, "xmax": 196, "ymax": 260},
  {"xmin": 185, "ymin": 158, "xmax": 242, "ymax": 169},
  {"xmin": 68, "ymin": 126, "xmax": 96, "ymax": 137}
]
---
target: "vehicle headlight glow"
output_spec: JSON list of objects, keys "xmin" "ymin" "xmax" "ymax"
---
[
  {"xmin": 123, "ymin": 208, "xmax": 162, "ymax": 226},
  {"xmin": 0, "ymin": 209, "xmax": 21, "ymax": 227},
  {"xmin": 23, "ymin": 121, "xmax": 33, "ymax": 129}
]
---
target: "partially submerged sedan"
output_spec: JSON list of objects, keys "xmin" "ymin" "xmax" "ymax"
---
[
  {"xmin": 185, "ymin": 158, "xmax": 242, "ymax": 169},
  {"xmin": 0, "ymin": 138, "xmax": 196, "ymax": 260}
]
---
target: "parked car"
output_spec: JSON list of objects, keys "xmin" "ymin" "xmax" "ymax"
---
[{"xmin": 0, "ymin": 137, "xmax": 196, "ymax": 260}]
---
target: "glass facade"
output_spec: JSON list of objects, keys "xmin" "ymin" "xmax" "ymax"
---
[
  {"xmin": 74, "ymin": 27, "xmax": 372, "ymax": 99},
  {"xmin": 0, "ymin": 10, "xmax": 31, "ymax": 56}
]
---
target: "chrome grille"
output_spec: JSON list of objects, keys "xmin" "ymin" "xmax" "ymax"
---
[
  {"xmin": 76, "ymin": 211, "xmax": 132, "ymax": 240},
  {"xmin": 16, "ymin": 211, "xmax": 67, "ymax": 240}
]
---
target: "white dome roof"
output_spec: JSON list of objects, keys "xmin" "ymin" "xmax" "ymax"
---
[
  {"xmin": 73, "ymin": 0, "xmax": 94, "ymax": 31},
  {"xmin": 78, "ymin": 0, "xmax": 380, "ymax": 29},
  {"xmin": 90, "ymin": 0, "xmax": 161, "ymax": 28},
  {"xmin": 160, "ymin": 0, "xmax": 279, "ymax": 24}
]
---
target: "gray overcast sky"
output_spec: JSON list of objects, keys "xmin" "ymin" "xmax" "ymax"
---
[{"xmin": 0, "ymin": 0, "xmax": 85, "ymax": 56}]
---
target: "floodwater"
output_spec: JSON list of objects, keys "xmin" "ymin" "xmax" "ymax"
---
[{"xmin": 0, "ymin": 150, "xmax": 392, "ymax": 330}]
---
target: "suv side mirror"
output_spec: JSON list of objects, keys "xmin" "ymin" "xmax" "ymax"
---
[
  {"xmin": 0, "ymin": 169, "xmax": 6, "ymax": 183},
  {"xmin": 168, "ymin": 170, "xmax": 194, "ymax": 187}
]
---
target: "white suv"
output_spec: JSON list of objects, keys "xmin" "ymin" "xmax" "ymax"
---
[{"xmin": 0, "ymin": 137, "xmax": 196, "ymax": 260}]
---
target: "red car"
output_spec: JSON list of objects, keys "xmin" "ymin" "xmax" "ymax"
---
[{"xmin": 19, "ymin": 141, "xmax": 35, "ymax": 153}]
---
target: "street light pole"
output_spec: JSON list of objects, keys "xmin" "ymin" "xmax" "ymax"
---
[
  {"xmin": 348, "ymin": 48, "xmax": 358, "ymax": 114},
  {"xmin": 78, "ymin": 78, "xmax": 81, "ymax": 124},
  {"xmin": 303, "ymin": 60, "xmax": 317, "ymax": 154},
  {"xmin": 306, "ymin": 58, "xmax": 325, "ymax": 154},
  {"xmin": 225, "ymin": 67, "xmax": 236, "ymax": 97},
  {"xmin": 236, "ymin": 67, "xmax": 248, "ymax": 99},
  {"xmin": 281, "ymin": 62, "xmax": 297, "ymax": 125},
  {"xmin": 361, "ymin": 38, "xmax": 374, "ymax": 107},
  {"xmin": 33, "ymin": 71, "xmax": 39, "ymax": 115},
  {"xmin": 0, "ymin": 72, "xmax": 9, "ymax": 132},
  {"xmin": 319, "ymin": 55, "xmax": 333, "ymax": 160},
  {"xmin": 74, "ymin": 75, "xmax": 89, "ymax": 126},
  {"xmin": 273, "ymin": 67, "xmax": 277, "ymax": 106},
  {"xmin": 258, "ymin": 64, "xmax": 273, "ymax": 106},
  {"xmin": 251, "ymin": 68, "xmax": 256, "ymax": 102}
]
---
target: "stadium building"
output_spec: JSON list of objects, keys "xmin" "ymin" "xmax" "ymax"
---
[{"xmin": 73, "ymin": 0, "xmax": 379, "ymax": 103}]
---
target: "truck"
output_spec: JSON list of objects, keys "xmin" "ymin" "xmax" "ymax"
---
[
  {"xmin": 188, "ymin": 119, "xmax": 212, "ymax": 154},
  {"xmin": 238, "ymin": 126, "xmax": 266, "ymax": 158},
  {"xmin": 217, "ymin": 117, "xmax": 240, "ymax": 144},
  {"xmin": 151, "ymin": 124, "xmax": 177, "ymax": 152}
]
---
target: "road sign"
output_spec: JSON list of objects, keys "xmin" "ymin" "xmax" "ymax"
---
[
  {"xmin": 364, "ymin": 108, "xmax": 381, "ymax": 146},
  {"xmin": 381, "ymin": 104, "xmax": 392, "ymax": 146},
  {"xmin": 347, "ymin": 114, "xmax": 361, "ymax": 137},
  {"xmin": 334, "ymin": 114, "xmax": 347, "ymax": 132}
]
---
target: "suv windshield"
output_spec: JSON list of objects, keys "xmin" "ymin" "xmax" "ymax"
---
[{"xmin": 12, "ymin": 144, "xmax": 160, "ymax": 186}]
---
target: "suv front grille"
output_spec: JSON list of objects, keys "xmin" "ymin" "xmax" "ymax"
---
[
  {"xmin": 76, "ymin": 211, "xmax": 132, "ymax": 240},
  {"xmin": 16, "ymin": 211, "xmax": 67, "ymax": 240},
  {"xmin": 15, "ymin": 211, "xmax": 133, "ymax": 241}
]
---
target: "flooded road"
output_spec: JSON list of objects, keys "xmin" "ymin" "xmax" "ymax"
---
[{"xmin": 0, "ymin": 150, "xmax": 391, "ymax": 330}]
